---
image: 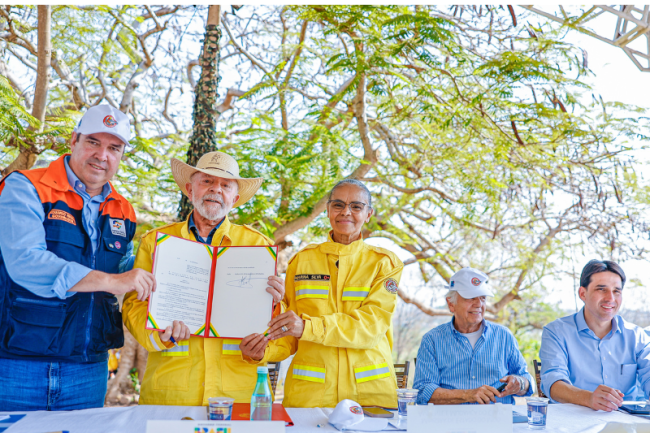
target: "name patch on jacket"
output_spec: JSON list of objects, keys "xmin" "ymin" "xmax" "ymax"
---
[
  {"xmin": 48, "ymin": 209, "xmax": 76, "ymax": 225},
  {"xmin": 110, "ymin": 218, "xmax": 127, "ymax": 237},
  {"xmin": 295, "ymin": 274, "xmax": 330, "ymax": 281}
]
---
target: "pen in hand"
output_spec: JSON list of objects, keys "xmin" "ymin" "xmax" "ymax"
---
[{"xmin": 170, "ymin": 336, "xmax": 179, "ymax": 347}]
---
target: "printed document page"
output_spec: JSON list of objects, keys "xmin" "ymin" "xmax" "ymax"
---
[
  {"xmin": 147, "ymin": 233, "xmax": 213, "ymax": 334},
  {"xmin": 209, "ymin": 246, "xmax": 277, "ymax": 338}
]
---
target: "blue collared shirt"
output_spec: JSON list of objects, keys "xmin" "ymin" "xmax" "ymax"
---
[
  {"xmin": 413, "ymin": 318, "xmax": 534, "ymax": 405},
  {"xmin": 540, "ymin": 308, "xmax": 650, "ymax": 400},
  {"xmin": 0, "ymin": 157, "xmax": 133, "ymax": 300},
  {"xmin": 188, "ymin": 213, "xmax": 223, "ymax": 245},
  {"xmin": 63, "ymin": 156, "xmax": 111, "ymax": 257}
]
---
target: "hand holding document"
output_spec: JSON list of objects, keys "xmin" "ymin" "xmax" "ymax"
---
[{"xmin": 146, "ymin": 233, "xmax": 278, "ymax": 339}]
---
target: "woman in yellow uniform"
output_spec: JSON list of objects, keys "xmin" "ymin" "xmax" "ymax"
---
[{"xmin": 266, "ymin": 179, "xmax": 403, "ymax": 408}]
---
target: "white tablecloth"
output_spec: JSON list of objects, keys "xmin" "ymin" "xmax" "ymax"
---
[{"xmin": 2, "ymin": 403, "xmax": 650, "ymax": 432}]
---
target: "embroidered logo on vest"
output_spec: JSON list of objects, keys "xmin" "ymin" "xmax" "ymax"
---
[
  {"xmin": 110, "ymin": 218, "xmax": 127, "ymax": 237},
  {"xmin": 48, "ymin": 209, "xmax": 76, "ymax": 225}
]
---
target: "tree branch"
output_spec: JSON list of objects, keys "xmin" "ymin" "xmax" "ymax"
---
[
  {"xmin": 397, "ymin": 289, "xmax": 452, "ymax": 317},
  {"xmin": 32, "ymin": 6, "xmax": 50, "ymax": 129},
  {"xmin": 222, "ymin": 14, "xmax": 271, "ymax": 76}
]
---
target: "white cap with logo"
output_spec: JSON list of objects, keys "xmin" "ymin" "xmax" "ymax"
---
[
  {"xmin": 328, "ymin": 399, "xmax": 388, "ymax": 431},
  {"xmin": 448, "ymin": 267, "xmax": 494, "ymax": 299},
  {"xmin": 74, "ymin": 104, "xmax": 131, "ymax": 146}
]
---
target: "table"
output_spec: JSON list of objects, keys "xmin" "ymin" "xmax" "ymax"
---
[{"xmin": 2, "ymin": 403, "xmax": 650, "ymax": 432}]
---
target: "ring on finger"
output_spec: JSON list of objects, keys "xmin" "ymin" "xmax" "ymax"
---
[{"xmin": 281, "ymin": 325, "xmax": 289, "ymax": 332}]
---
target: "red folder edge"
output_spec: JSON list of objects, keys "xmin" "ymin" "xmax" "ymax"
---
[{"xmin": 230, "ymin": 402, "xmax": 294, "ymax": 426}]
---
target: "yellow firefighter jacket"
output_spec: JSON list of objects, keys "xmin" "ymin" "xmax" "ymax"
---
[
  {"xmin": 278, "ymin": 234, "xmax": 403, "ymax": 408},
  {"xmin": 122, "ymin": 215, "xmax": 287, "ymax": 406}
]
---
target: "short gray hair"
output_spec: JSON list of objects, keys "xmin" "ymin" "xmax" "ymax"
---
[
  {"xmin": 445, "ymin": 290, "xmax": 458, "ymax": 305},
  {"xmin": 328, "ymin": 179, "xmax": 372, "ymax": 208}
]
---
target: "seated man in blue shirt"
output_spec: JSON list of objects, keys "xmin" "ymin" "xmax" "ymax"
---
[
  {"xmin": 414, "ymin": 267, "xmax": 533, "ymax": 405},
  {"xmin": 540, "ymin": 259, "xmax": 650, "ymax": 412}
]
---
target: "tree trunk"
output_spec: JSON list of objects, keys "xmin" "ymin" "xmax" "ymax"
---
[
  {"xmin": 178, "ymin": 6, "xmax": 222, "ymax": 220},
  {"xmin": 105, "ymin": 326, "xmax": 144, "ymax": 406},
  {"xmin": 111, "ymin": 7, "xmax": 225, "ymax": 404},
  {"xmin": 2, "ymin": 5, "xmax": 51, "ymax": 177},
  {"xmin": 32, "ymin": 6, "xmax": 52, "ymax": 126}
]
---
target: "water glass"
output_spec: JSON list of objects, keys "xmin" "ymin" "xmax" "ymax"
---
[
  {"xmin": 397, "ymin": 388, "xmax": 419, "ymax": 418},
  {"xmin": 526, "ymin": 397, "xmax": 549, "ymax": 429},
  {"xmin": 208, "ymin": 397, "xmax": 234, "ymax": 420}
]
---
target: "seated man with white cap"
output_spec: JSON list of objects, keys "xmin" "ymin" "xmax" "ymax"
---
[
  {"xmin": 122, "ymin": 151, "xmax": 288, "ymax": 406},
  {"xmin": 413, "ymin": 267, "xmax": 533, "ymax": 405}
]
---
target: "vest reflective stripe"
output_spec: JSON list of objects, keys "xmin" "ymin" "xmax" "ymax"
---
[
  {"xmin": 292, "ymin": 364, "xmax": 326, "ymax": 383},
  {"xmin": 222, "ymin": 339, "xmax": 242, "ymax": 356},
  {"xmin": 296, "ymin": 286, "xmax": 329, "ymax": 300},
  {"xmin": 149, "ymin": 333, "xmax": 162, "ymax": 352},
  {"xmin": 354, "ymin": 363, "xmax": 391, "ymax": 383},
  {"xmin": 341, "ymin": 287, "xmax": 371, "ymax": 301},
  {"xmin": 161, "ymin": 340, "xmax": 189, "ymax": 357}
]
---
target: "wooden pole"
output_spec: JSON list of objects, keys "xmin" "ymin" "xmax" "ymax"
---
[
  {"xmin": 207, "ymin": 5, "xmax": 221, "ymax": 26},
  {"xmin": 3, "ymin": 5, "xmax": 51, "ymax": 176},
  {"xmin": 33, "ymin": 5, "xmax": 52, "ymax": 131}
]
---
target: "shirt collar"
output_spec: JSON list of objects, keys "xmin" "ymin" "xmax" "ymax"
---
[
  {"xmin": 188, "ymin": 212, "xmax": 224, "ymax": 243},
  {"xmin": 319, "ymin": 231, "xmax": 364, "ymax": 256},
  {"xmin": 576, "ymin": 307, "xmax": 621, "ymax": 335},
  {"xmin": 450, "ymin": 316, "xmax": 491, "ymax": 336},
  {"xmin": 181, "ymin": 211, "xmax": 232, "ymax": 246},
  {"xmin": 64, "ymin": 155, "xmax": 111, "ymax": 199}
]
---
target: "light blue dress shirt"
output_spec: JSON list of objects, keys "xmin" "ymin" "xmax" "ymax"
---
[
  {"xmin": 63, "ymin": 156, "xmax": 112, "ymax": 257},
  {"xmin": 0, "ymin": 157, "xmax": 133, "ymax": 300},
  {"xmin": 414, "ymin": 318, "xmax": 534, "ymax": 405},
  {"xmin": 540, "ymin": 308, "xmax": 650, "ymax": 400}
]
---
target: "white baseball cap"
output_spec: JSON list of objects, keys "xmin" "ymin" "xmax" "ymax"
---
[
  {"xmin": 448, "ymin": 267, "xmax": 494, "ymax": 299},
  {"xmin": 74, "ymin": 104, "xmax": 131, "ymax": 146},
  {"xmin": 328, "ymin": 399, "xmax": 388, "ymax": 431}
]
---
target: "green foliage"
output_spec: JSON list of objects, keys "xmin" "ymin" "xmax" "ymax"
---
[
  {"xmin": 2, "ymin": 5, "xmax": 649, "ymax": 333},
  {"xmin": 0, "ymin": 75, "xmax": 38, "ymax": 140},
  {"xmin": 129, "ymin": 367, "xmax": 141, "ymax": 393}
]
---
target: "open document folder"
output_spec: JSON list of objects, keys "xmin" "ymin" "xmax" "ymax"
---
[{"xmin": 146, "ymin": 233, "xmax": 278, "ymax": 339}]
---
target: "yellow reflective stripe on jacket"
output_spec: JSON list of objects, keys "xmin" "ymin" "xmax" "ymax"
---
[
  {"xmin": 296, "ymin": 286, "xmax": 329, "ymax": 300},
  {"xmin": 354, "ymin": 363, "xmax": 391, "ymax": 383},
  {"xmin": 292, "ymin": 364, "xmax": 326, "ymax": 383},
  {"xmin": 161, "ymin": 340, "xmax": 189, "ymax": 357},
  {"xmin": 222, "ymin": 339, "xmax": 242, "ymax": 356},
  {"xmin": 341, "ymin": 287, "xmax": 371, "ymax": 301}
]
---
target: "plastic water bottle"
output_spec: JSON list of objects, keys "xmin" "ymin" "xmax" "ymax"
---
[{"xmin": 250, "ymin": 366, "xmax": 272, "ymax": 421}]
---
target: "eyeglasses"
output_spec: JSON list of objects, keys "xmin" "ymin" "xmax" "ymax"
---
[{"xmin": 327, "ymin": 200, "xmax": 370, "ymax": 213}]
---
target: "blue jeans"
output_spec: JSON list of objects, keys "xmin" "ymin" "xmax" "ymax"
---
[{"xmin": 0, "ymin": 357, "xmax": 109, "ymax": 410}]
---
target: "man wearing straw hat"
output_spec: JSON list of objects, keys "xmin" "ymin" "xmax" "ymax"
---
[{"xmin": 122, "ymin": 151, "xmax": 287, "ymax": 405}]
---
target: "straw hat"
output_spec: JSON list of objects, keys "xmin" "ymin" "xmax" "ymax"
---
[{"xmin": 171, "ymin": 151, "xmax": 263, "ymax": 208}]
